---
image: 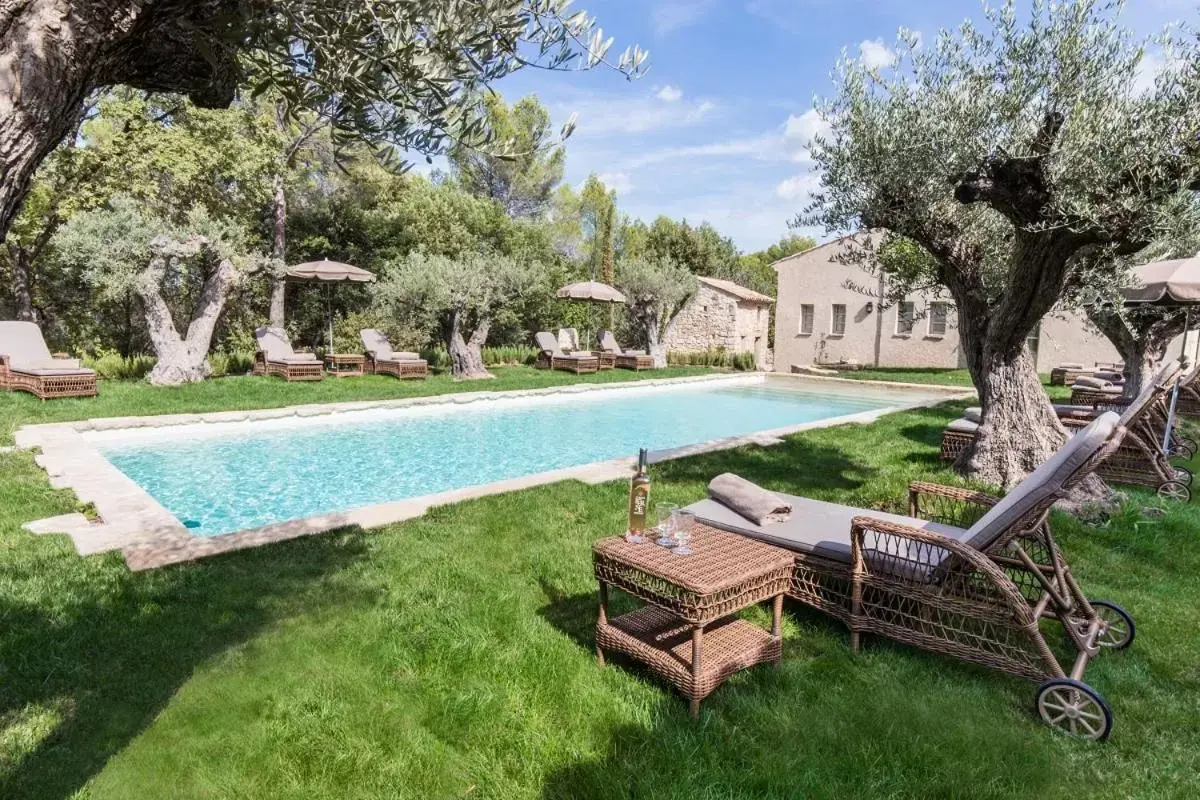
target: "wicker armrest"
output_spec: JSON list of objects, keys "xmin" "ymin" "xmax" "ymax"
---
[
  {"xmin": 849, "ymin": 516, "xmax": 1034, "ymax": 617},
  {"xmin": 907, "ymin": 481, "xmax": 998, "ymax": 528}
]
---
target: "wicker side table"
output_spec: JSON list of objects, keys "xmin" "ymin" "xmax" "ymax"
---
[
  {"xmin": 323, "ymin": 353, "xmax": 365, "ymax": 377},
  {"xmin": 593, "ymin": 524, "xmax": 793, "ymax": 717}
]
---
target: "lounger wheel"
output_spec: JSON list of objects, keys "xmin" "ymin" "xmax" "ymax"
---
[
  {"xmin": 1156, "ymin": 480, "xmax": 1191, "ymax": 502},
  {"xmin": 1035, "ymin": 679, "xmax": 1113, "ymax": 741},
  {"xmin": 1172, "ymin": 466, "xmax": 1193, "ymax": 486},
  {"xmin": 1169, "ymin": 438, "xmax": 1196, "ymax": 459},
  {"xmin": 1089, "ymin": 600, "xmax": 1135, "ymax": 650}
]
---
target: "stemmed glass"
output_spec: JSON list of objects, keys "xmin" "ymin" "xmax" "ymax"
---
[
  {"xmin": 655, "ymin": 502, "xmax": 679, "ymax": 547},
  {"xmin": 672, "ymin": 510, "xmax": 696, "ymax": 556}
]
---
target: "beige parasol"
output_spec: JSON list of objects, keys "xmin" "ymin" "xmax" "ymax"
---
[
  {"xmin": 556, "ymin": 281, "xmax": 626, "ymax": 349},
  {"xmin": 285, "ymin": 259, "xmax": 375, "ymax": 352}
]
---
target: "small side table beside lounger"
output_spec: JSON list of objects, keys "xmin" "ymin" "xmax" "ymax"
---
[
  {"xmin": 323, "ymin": 353, "xmax": 365, "ymax": 377},
  {"xmin": 592, "ymin": 525, "xmax": 792, "ymax": 717}
]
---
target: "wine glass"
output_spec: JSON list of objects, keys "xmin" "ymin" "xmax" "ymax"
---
[
  {"xmin": 655, "ymin": 502, "xmax": 679, "ymax": 547},
  {"xmin": 672, "ymin": 510, "xmax": 696, "ymax": 556}
]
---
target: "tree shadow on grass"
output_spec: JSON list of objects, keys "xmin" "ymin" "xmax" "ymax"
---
[
  {"xmin": 0, "ymin": 531, "xmax": 370, "ymax": 800},
  {"xmin": 652, "ymin": 437, "xmax": 873, "ymax": 498}
]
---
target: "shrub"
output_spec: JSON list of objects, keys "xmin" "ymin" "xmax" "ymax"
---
[
  {"xmin": 209, "ymin": 351, "xmax": 255, "ymax": 377},
  {"xmin": 666, "ymin": 348, "xmax": 758, "ymax": 371},
  {"xmin": 81, "ymin": 350, "xmax": 156, "ymax": 380},
  {"xmin": 419, "ymin": 345, "xmax": 538, "ymax": 369}
]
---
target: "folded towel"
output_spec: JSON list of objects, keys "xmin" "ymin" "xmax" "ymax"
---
[
  {"xmin": 1059, "ymin": 362, "xmax": 1085, "ymax": 370},
  {"xmin": 708, "ymin": 473, "xmax": 792, "ymax": 526},
  {"xmin": 1091, "ymin": 371, "xmax": 1123, "ymax": 383}
]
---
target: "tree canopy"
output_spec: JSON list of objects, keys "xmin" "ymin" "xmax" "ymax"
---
[{"xmin": 803, "ymin": 0, "xmax": 1200, "ymax": 488}]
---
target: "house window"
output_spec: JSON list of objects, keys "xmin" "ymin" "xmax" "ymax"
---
[
  {"xmin": 799, "ymin": 304, "xmax": 814, "ymax": 335},
  {"xmin": 830, "ymin": 304, "xmax": 847, "ymax": 336},
  {"xmin": 896, "ymin": 301, "xmax": 915, "ymax": 335},
  {"xmin": 928, "ymin": 302, "xmax": 949, "ymax": 337}
]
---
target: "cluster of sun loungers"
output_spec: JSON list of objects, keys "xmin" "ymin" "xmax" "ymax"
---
[
  {"xmin": 534, "ymin": 329, "xmax": 655, "ymax": 373},
  {"xmin": 251, "ymin": 326, "xmax": 429, "ymax": 383}
]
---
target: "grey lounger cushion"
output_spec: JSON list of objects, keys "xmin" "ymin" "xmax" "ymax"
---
[
  {"xmin": 1058, "ymin": 362, "xmax": 1085, "ymax": 370},
  {"xmin": 965, "ymin": 405, "xmax": 1097, "ymax": 423},
  {"xmin": 946, "ymin": 417, "xmax": 978, "ymax": 434},
  {"xmin": 361, "ymin": 329, "xmax": 423, "ymax": 362},
  {"xmin": 0, "ymin": 320, "xmax": 91, "ymax": 373},
  {"xmin": 685, "ymin": 492, "xmax": 968, "ymax": 564},
  {"xmin": 692, "ymin": 412, "xmax": 1118, "ymax": 568},
  {"xmin": 1073, "ymin": 375, "xmax": 1120, "ymax": 391},
  {"xmin": 256, "ymin": 326, "xmax": 317, "ymax": 362}
]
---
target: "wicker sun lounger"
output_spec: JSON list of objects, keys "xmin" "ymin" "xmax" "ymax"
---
[
  {"xmin": 252, "ymin": 326, "xmax": 324, "ymax": 382},
  {"xmin": 360, "ymin": 329, "xmax": 429, "ymax": 379},
  {"xmin": 1050, "ymin": 362, "xmax": 1124, "ymax": 387},
  {"xmin": 534, "ymin": 332, "xmax": 600, "ymax": 374},
  {"xmin": 0, "ymin": 321, "xmax": 98, "ymax": 400},
  {"xmin": 686, "ymin": 413, "xmax": 1131, "ymax": 739},
  {"xmin": 598, "ymin": 330, "xmax": 654, "ymax": 371}
]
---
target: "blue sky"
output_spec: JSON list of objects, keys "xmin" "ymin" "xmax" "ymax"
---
[{"xmin": 485, "ymin": 0, "xmax": 1195, "ymax": 253}]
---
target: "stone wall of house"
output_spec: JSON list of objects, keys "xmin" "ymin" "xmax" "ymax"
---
[{"xmin": 664, "ymin": 284, "xmax": 772, "ymax": 366}]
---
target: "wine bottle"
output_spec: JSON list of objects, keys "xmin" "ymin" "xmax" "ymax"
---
[{"xmin": 628, "ymin": 448, "xmax": 651, "ymax": 539}]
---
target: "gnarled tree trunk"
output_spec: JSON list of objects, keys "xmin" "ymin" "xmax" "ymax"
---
[
  {"xmin": 5, "ymin": 243, "xmax": 36, "ymax": 320},
  {"xmin": 268, "ymin": 172, "xmax": 288, "ymax": 328},
  {"xmin": 137, "ymin": 254, "xmax": 237, "ymax": 386},
  {"xmin": 1086, "ymin": 306, "xmax": 1185, "ymax": 400},
  {"xmin": 0, "ymin": 0, "xmax": 242, "ymax": 243},
  {"xmin": 444, "ymin": 309, "xmax": 493, "ymax": 380}
]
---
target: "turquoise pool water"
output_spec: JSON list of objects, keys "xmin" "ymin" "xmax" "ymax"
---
[{"xmin": 96, "ymin": 379, "xmax": 929, "ymax": 536}]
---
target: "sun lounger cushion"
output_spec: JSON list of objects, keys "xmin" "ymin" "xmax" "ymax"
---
[
  {"xmin": 966, "ymin": 405, "xmax": 1098, "ymax": 423},
  {"xmin": 1092, "ymin": 371, "xmax": 1123, "ymax": 383},
  {"xmin": 946, "ymin": 417, "xmax": 978, "ymax": 434},
  {"xmin": 558, "ymin": 328, "xmax": 580, "ymax": 352},
  {"xmin": 598, "ymin": 330, "xmax": 647, "ymax": 356},
  {"xmin": 256, "ymin": 326, "xmax": 316, "ymax": 362},
  {"xmin": 960, "ymin": 412, "xmax": 1118, "ymax": 550},
  {"xmin": 1073, "ymin": 375, "xmax": 1118, "ymax": 391},
  {"xmin": 0, "ymin": 320, "xmax": 90, "ymax": 372},
  {"xmin": 686, "ymin": 493, "xmax": 968, "ymax": 564},
  {"xmin": 360, "ymin": 329, "xmax": 422, "ymax": 362},
  {"xmin": 13, "ymin": 366, "xmax": 96, "ymax": 376}
]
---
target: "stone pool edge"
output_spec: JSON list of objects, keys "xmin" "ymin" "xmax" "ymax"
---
[{"xmin": 15, "ymin": 373, "xmax": 972, "ymax": 571}]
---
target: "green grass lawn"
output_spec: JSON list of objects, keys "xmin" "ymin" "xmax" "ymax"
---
[{"xmin": 1, "ymin": 368, "xmax": 1197, "ymax": 799}]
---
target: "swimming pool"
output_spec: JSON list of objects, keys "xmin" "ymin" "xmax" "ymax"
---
[{"xmin": 88, "ymin": 376, "xmax": 942, "ymax": 537}]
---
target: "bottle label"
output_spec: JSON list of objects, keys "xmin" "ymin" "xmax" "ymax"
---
[{"xmin": 629, "ymin": 486, "xmax": 649, "ymax": 531}]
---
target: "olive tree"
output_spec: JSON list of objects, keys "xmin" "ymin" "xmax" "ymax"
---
[
  {"xmin": 616, "ymin": 257, "xmax": 698, "ymax": 368},
  {"xmin": 377, "ymin": 251, "xmax": 537, "ymax": 380},
  {"xmin": 53, "ymin": 198, "xmax": 262, "ymax": 385},
  {"xmin": 803, "ymin": 0, "xmax": 1200, "ymax": 489},
  {"xmin": 0, "ymin": 1, "xmax": 646, "ymax": 244}
]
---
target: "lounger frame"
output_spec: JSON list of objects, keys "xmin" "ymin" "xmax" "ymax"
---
[
  {"xmin": 776, "ymin": 430, "xmax": 1124, "ymax": 692},
  {"xmin": 0, "ymin": 355, "xmax": 98, "ymax": 400},
  {"xmin": 252, "ymin": 352, "xmax": 324, "ymax": 382},
  {"xmin": 535, "ymin": 353, "xmax": 601, "ymax": 374},
  {"xmin": 365, "ymin": 354, "xmax": 428, "ymax": 379}
]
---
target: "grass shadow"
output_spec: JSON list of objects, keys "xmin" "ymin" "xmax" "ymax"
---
[
  {"xmin": 654, "ymin": 437, "xmax": 873, "ymax": 497},
  {"xmin": 0, "ymin": 531, "xmax": 370, "ymax": 800}
]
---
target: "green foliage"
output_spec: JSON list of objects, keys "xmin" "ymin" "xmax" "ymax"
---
[
  {"xmin": 80, "ymin": 350, "xmax": 157, "ymax": 381},
  {"xmin": 616, "ymin": 257, "xmax": 698, "ymax": 348},
  {"xmin": 667, "ymin": 348, "xmax": 757, "ymax": 371},
  {"xmin": 739, "ymin": 233, "xmax": 816, "ymax": 295},
  {"xmin": 240, "ymin": 2, "xmax": 646, "ymax": 168},
  {"xmin": 420, "ymin": 346, "xmax": 539, "ymax": 369},
  {"xmin": 448, "ymin": 94, "xmax": 565, "ymax": 217}
]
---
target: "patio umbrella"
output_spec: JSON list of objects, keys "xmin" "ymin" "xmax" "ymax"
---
[
  {"xmin": 1121, "ymin": 255, "xmax": 1200, "ymax": 452},
  {"xmin": 285, "ymin": 258, "xmax": 375, "ymax": 353},
  {"xmin": 556, "ymin": 281, "xmax": 626, "ymax": 350}
]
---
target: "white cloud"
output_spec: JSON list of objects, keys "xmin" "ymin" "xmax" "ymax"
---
[
  {"xmin": 783, "ymin": 109, "xmax": 831, "ymax": 163},
  {"xmin": 656, "ymin": 85, "xmax": 683, "ymax": 102},
  {"xmin": 597, "ymin": 171, "xmax": 634, "ymax": 195},
  {"xmin": 859, "ymin": 38, "xmax": 896, "ymax": 70},
  {"xmin": 1133, "ymin": 50, "xmax": 1168, "ymax": 95},
  {"xmin": 559, "ymin": 92, "xmax": 718, "ymax": 137},
  {"xmin": 620, "ymin": 132, "xmax": 779, "ymax": 170},
  {"xmin": 775, "ymin": 172, "xmax": 820, "ymax": 200},
  {"xmin": 652, "ymin": 1, "xmax": 715, "ymax": 36}
]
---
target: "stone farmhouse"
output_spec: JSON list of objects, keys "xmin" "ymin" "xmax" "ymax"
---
[
  {"xmin": 664, "ymin": 276, "xmax": 774, "ymax": 368},
  {"xmin": 771, "ymin": 234, "xmax": 1134, "ymax": 373}
]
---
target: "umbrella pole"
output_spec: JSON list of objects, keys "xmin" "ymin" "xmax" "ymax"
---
[
  {"xmin": 1162, "ymin": 308, "xmax": 1189, "ymax": 453},
  {"xmin": 327, "ymin": 283, "xmax": 334, "ymax": 355}
]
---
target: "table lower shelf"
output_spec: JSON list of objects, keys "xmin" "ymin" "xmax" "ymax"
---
[{"xmin": 596, "ymin": 605, "xmax": 780, "ymax": 704}]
